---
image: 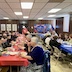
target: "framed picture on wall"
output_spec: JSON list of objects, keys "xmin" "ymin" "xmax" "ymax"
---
[
  {"xmin": 1, "ymin": 24, "xmax": 6, "ymax": 31},
  {"xmin": 12, "ymin": 24, "xmax": 17, "ymax": 31},
  {"xmin": 7, "ymin": 24, "xmax": 11, "ymax": 31}
]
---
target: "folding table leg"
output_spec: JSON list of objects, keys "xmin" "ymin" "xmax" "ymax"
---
[
  {"xmin": 10, "ymin": 66, "xmax": 12, "ymax": 72},
  {"xmin": 17, "ymin": 66, "xmax": 19, "ymax": 72}
]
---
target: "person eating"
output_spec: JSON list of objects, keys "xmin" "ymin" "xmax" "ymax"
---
[{"xmin": 20, "ymin": 37, "xmax": 44, "ymax": 72}]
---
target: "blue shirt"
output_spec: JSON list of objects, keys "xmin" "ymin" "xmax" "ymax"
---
[{"xmin": 29, "ymin": 46, "xmax": 44, "ymax": 65}]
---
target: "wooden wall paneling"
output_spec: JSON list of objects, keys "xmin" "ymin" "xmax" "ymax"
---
[
  {"xmin": 56, "ymin": 17, "xmax": 63, "ymax": 34},
  {"xmin": 6, "ymin": 21, "xmax": 11, "ymax": 31},
  {"xmin": 69, "ymin": 14, "xmax": 72, "ymax": 33},
  {"xmin": 0, "ymin": 21, "xmax": 1, "ymax": 31},
  {"xmin": 0, "ymin": 20, "xmax": 53, "ymax": 32}
]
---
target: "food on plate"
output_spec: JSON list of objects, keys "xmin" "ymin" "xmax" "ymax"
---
[{"xmin": 21, "ymin": 52, "xmax": 27, "ymax": 56}]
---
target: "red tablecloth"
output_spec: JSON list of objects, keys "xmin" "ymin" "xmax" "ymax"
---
[{"xmin": 0, "ymin": 55, "xmax": 29, "ymax": 66}]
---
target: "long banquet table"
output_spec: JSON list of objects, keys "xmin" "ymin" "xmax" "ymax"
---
[
  {"xmin": 0, "ymin": 50, "xmax": 29, "ymax": 72},
  {"xmin": 60, "ymin": 44, "xmax": 72, "ymax": 54},
  {"xmin": 0, "ymin": 55, "xmax": 29, "ymax": 66}
]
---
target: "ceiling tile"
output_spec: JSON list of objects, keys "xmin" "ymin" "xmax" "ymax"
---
[
  {"xmin": 40, "ymin": 8, "xmax": 50, "ymax": 13},
  {"xmin": 8, "ymin": 3, "xmax": 21, "ymax": 8},
  {"xmin": 63, "ymin": 0, "xmax": 72, "ymax": 2},
  {"xmin": 37, "ymin": 12, "xmax": 44, "ymax": 15},
  {"xmin": 31, "ymin": 9, "xmax": 40, "ymax": 13},
  {"xmin": 22, "ymin": 9, "xmax": 31, "ymax": 13},
  {"xmin": 41, "ymin": 14, "xmax": 48, "ymax": 17},
  {"xmin": 55, "ymin": 2, "xmax": 71, "ymax": 9},
  {"xmin": 23, "ymin": 12, "xmax": 30, "ymax": 15},
  {"xmin": 12, "ymin": 8, "xmax": 21, "ymax": 12},
  {"xmin": 4, "ymin": 14, "xmax": 11, "ymax": 18},
  {"xmin": 33, "ymin": 3, "xmax": 46, "ymax": 8},
  {"xmin": 35, "ymin": 14, "xmax": 42, "ymax": 17},
  {"xmin": 0, "ymin": 9, "xmax": 4, "ymax": 13},
  {"xmin": 30, "ymin": 14, "xmax": 37, "ymax": 17},
  {"xmin": 59, "ymin": 5, "xmax": 72, "ymax": 13},
  {"xmin": 30, "ymin": 16, "xmax": 36, "ymax": 18},
  {"xmin": 6, "ymin": 0, "xmax": 19, "ymax": 2},
  {"xmin": 8, "ymin": 13, "xmax": 17, "ymax": 17},
  {"xmin": 0, "ymin": 0, "xmax": 6, "ymax": 2},
  {"xmin": 21, "ymin": 0, "xmax": 34, "ymax": 2},
  {"xmin": 34, "ymin": 15, "xmax": 42, "ymax": 18},
  {"xmin": 29, "ymin": 18, "xmax": 34, "ymax": 19},
  {"xmin": 2, "ymin": 13, "xmax": 10, "ymax": 17},
  {"xmin": 30, "ymin": 17, "xmax": 34, "ymax": 19},
  {"xmin": 44, "ymin": 3, "xmax": 59, "ymax": 8},
  {"xmin": 17, "ymin": 16, "xmax": 23, "ymax": 18},
  {"xmin": 30, "ymin": 12, "xmax": 39, "ymax": 15},
  {"xmin": 12, "ymin": 16, "xmax": 17, "ymax": 18},
  {"xmin": 0, "ymin": 9, "xmax": 9, "ymax": 15},
  {"xmin": 30, "ymin": 15, "xmax": 36, "ymax": 18},
  {"xmin": 3, "ymin": 9, "xmax": 13, "ymax": 13},
  {"xmin": 35, "ymin": 0, "xmax": 49, "ymax": 3},
  {"xmin": 8, "ymin": 13, "xmax": 15, "ymax": 16},
  {"xmin": 0, "ymin": 3, "xmax": 10, "ymax": 8},
  {"xmin": 0, "ymin": 15, "xmax": 4, "ymax": 18}
]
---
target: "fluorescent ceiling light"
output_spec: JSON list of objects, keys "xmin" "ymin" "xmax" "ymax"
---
[
  {"xmin": 21, "ymin": 2, "xmax": 33, "ymax": 9},
  {"xmin": 3, "ymin": 17, "xmax": 9, "ymax": 19},
  {"xmin": 38, "ymin": 18, "xmax": 43, "ymax": 20},
  {"xmin": 48, "ymin": 15, "xmax": 56, "ymax": 17},
  {"xmin": 48, "ymin": 9, "xmax": 61, "ymax": 13},
  {"xmin": 14, "ymin": 12, "xmax": 22, "ymax": 15},
  {"xmin": 23, "ymin": 16, "xmax": 29, "ymax": 19}
]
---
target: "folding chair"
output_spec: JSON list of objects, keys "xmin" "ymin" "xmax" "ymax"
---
[
  {"xmin": 53, "ymin": 46, "xmax": 66, "ymax": 65},
  {"xmin": 43, "ymin": 50, "xmax": 51, "ymax": 72}
]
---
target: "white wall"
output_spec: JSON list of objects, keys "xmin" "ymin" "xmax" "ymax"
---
[
  {"xmin": 52, "ymin": 19, "xmax": 56, "ymax": 29},
  {"xmin": 63, "ymin": 14, "xmax": 70, "ymax": 32},
  {"xmin": 48, "ymin": 14, "xmax": 70, "ymax": 32}
]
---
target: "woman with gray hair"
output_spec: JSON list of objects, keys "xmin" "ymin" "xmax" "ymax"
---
[
  {"xmin": 20, "ymin": 37, "xmax": 44, "ymax": 72},
  {"xmin": 18, "ymin": 34, "xmax": 32, "ymax": 52}
]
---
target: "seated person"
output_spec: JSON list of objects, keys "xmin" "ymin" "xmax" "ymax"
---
[
  {"xmin": 43, "ymin": 31, "xmax": 51, "ymax": 36},
  {"xmin": 5, "ymin": 40, "xmax": 16, "ymax": 51},
  {"xmin": 7, "ymin": 31, "xmax": 11, "ymax": 36},
  {"xmin": 64, "ymin": 33, "xmax": 69, "ymax": 41},
  {"xmin": 42, "ymin": 35, "xmax": 51, "ymax": 44},
  {"xmin": 49, "ymin": 36, "xmax": 61, "ymax": 52},
  {"xmin": 1, "ymin": 33, "xmax": 7, "ymax": 43},
  {"xmin": 20, "ymin": 37, "xmax": 44, "ymax": 72},
  {"xmin": 6, "ymin": 35, "xmax": 12, "ymax": 47},
  {"xmin": 18, "ymin": 34, "xmax": 32, "ymax": 53},
  {"xmin": 24, "ymin": 34, "xmax": 32, "ymax": 52},
  {"xmin": 0, "ymin": 31, "xmax": 2, "ymax": 39},
  {"xmin": 63, "ymin": 34, "xmax": 72, "ymax": 45},
  {"xmin": 68, "ymin": 34, "xmax": 72, "ymax": 45},
  {"xmin": 57, "ymin": 33, "xmax": 64, "ymax": 43},
  {"xmin": 1, "ymin": 35, "xmax": 12, "ymax": 48},
  {"xmin": 45, "ymin": 36, "xmax": 51, "ymax": 46},
  {"xmin": 1, "ymin": 33, "xmax": 8, "ymax": 48},
  {"xmin": 51, "ymin": 30, "xmax": 58, "ymax": 38},
  {"xmin": 11, "ymin": 32, "xmax": 18, "ymax": 41}
]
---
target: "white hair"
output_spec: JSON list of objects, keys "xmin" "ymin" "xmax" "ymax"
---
[
  {"xmin": 26, "ymin": 34, "xmax": 32, "ymax": 39},
  {"xmin": 31, "ymin": 37, "xmax": 39, "ymax": 44}
]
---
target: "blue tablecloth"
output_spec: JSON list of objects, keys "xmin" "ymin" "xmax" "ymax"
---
[{"xmin": 60, "ymin": 44, "xmax": 72, "ymax": 54}]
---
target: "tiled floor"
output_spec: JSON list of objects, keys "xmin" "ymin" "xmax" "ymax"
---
[{"xmin": 51, "ymin": 56, "xmax": 72, "ymax": 72}]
